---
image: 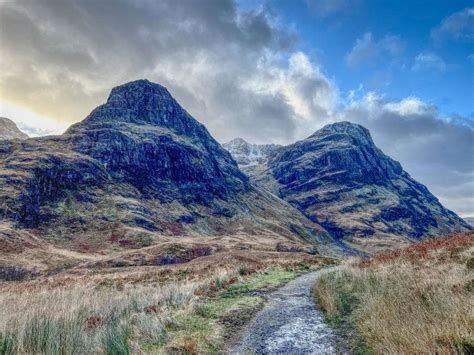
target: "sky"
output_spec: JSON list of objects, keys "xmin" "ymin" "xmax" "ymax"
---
[{"xmin": 0, "ymin": 0, "xmax": 473, "ymax": 217}]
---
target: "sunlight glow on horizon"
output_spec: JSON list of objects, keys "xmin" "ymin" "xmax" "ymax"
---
[{"xmin": 0, "ymin": 101, "xmax": 70, "ymax": 137}]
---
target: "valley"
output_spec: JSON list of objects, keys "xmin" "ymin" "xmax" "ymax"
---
[{"xmin": 0, "ymin": 79, "xmax": 471, "ymax": 354}]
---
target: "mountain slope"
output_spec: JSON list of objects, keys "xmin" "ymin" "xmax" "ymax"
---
[
  {"xmin": 0, "ymin": 117, "xmax": 28, "ymax": 140},
  {"xmin": 0, "ymin": 80, "xmax": 330, "ymax": 268},
  {"xmin": 225, "ymin": 122, "xmax": 469, "ymax": 251}
]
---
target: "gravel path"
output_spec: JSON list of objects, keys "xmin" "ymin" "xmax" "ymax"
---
[{"xmin": 229, "ymin": 268, "xmax": 342, "ymax": 355}]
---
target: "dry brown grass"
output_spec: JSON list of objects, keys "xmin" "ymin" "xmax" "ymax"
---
[
  {"xmin": 314, "ymin": 231, "xmax": 474, "ymax": 354},
  {"xmin": 0, "ymin": 249, "xmax": 334, "ymax": 354}
]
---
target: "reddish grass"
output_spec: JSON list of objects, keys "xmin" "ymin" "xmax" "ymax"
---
[
  {"xmin": 160, "ymin": 221, "xmax": 183, "ymax": 236},
  {"xmin": 85, "ymin": 315, "xmax": 102, "ymax": 329},
  {"xmin": 78, "ymin": 241, "xmax": 93, "ymax": 253},
  {"xmin": 358, "ymin": 231, "xmax": 473, "ymax": 268},
  {"xmin": 144, "ymin": 304, "xmax": 159, "ymax": 314},
  {"xmin": 118, "ymin": 239, "xmax": 134, "ymax": 248}
]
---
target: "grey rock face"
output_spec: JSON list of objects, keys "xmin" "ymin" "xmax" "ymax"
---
[
  {"xmin": 0, "ymin": 117, "xmax": 28, "ymax": 140},
  {"xmin": 66, "ymin": 79, "xmax": 249, "ymax": 204},
  {"xmin": 228, "ymin": 121, "xmax": 470, "ymax": 241}
]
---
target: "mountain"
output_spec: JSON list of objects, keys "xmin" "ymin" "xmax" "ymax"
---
[
  {"xmin": 0, "ymin": 80, "xmax": 332, "ymax": 272},
  {"xmin": 225, "ymin": 122, "xmax": 469, "ymax": 251},
  {"xmin": 464, "ymin": 217, "xmax": 474, "ymax": 227},
  {"xmin": 0, "ymin": 117, "xmax": 28, "ymax": 140}
]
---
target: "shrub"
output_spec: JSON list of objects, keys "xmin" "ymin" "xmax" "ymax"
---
[
  {"xmin": 466, "ymin": 257, "xmax": 474, "ymax": 270},
  {"xmin": 0, "ymin": 266, "xmax": 39, "ymax": 281},
  {"xmin": 238, "ymin": 265, "xmax": 249, "ymax": 276},
  {"xmin": 111, "ymin": 260, "xmax": 130, "ymax": 268}
]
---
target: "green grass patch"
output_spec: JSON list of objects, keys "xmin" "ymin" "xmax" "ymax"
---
[
  {"xmin": 223, "ymin": 268, "xmax": 304, "ymax": 296},
  {"xmin": 147, "ymin": 267, "xmax": 310, "ymax": 353},
  {"xmin": 195, "ymin": 295, "xmax": 264, "ymax": 319}
]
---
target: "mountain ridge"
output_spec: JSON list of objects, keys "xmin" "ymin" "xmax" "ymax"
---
[
  {"xmin": 0, "ymin": 79, "xmax": 469, "ymax": 272},
  {"xmin": 224, "ymin": 121, "xmax": 469, "ymax": 251},
  {"xmin": 0, "ymin": 80, "xmax": 334, "ymax": 275}
]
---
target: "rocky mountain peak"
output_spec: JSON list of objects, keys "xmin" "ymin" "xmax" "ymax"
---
[
  {"xmin": 67, "ymin": 79, "xmax": 209, "ymax": 142},
  {"xmin": 0, "ymin": 80, "xmax": 327, "ymax": 250},
  {"xmin": 106, "ymin": 79, "xmax": 173, "ymax": 111},
  {"xmin": 226, "ymin": 137, "xmax": 249, "ymax": 147},
  {"xmin": 310, "ymin": 121, "xmax": 374, "ymax": 147},
  {"xmin": 0, "ymin": 117, "xmax": 28, "ymax": 140},
  {"xmin": 251, "ymin": 121, "xmax": 470, "ymax": 241}
]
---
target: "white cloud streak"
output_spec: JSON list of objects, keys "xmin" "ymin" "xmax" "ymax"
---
[
  {"xmin": 431, "ymin": 7, "xmax": 474, "ymax": 41},
  {"xmin": 346, "ymin": 32, "xmax": 406, "ymax": 67},
  {"xmin": 412, "ymin": 53, "xmax": 447, "ymax": 72}
]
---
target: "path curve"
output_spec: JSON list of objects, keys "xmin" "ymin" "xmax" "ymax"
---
[{"xmin": 229, "ymin": 267, "xmax": 341, "ymax": 355}]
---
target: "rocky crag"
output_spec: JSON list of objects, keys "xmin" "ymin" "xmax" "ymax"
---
[{"xmin": 225, "ymin": 122, "xmax": 469, "ymax": 252}]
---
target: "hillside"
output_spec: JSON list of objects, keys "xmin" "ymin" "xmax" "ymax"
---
[
  {"xmin": 314, "ymin": 231, "xmax": 474, "ymax": 353},
  {"xmin": 0, "ymin": 80, "xmax": 333, "ymax": 275},
  {"xmin": 225, "ymin": 122, "xmax": 470, "ymax": 252},
  {"xmin": 0, "ymin": 117, "xmax": 28, "ymax": 140}
]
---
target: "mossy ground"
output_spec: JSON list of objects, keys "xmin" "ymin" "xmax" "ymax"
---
[{"xmin": 224, "ymin": 267, "xmax": 309, "ymax": 295}]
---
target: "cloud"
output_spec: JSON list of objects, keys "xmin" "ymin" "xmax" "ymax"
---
[
  {"xmin": 346, "ymin": 32, "xmax": 405, "ymax": 67},
  {"xmin": 469, "ymin": 54, "xmax": 474, "ymax": 64},
  {"xmin": 431, "ymin": 7, "xmax": 474, "ymax": 41},
  {"xmin": 380, "ymin": 34, "xmax": 406, "ymax": 56},
  {"xmin": 0, "ymin": 0, "xmax": 338, "ymax": 143},
  {"xmin": 305, "ymin": 0, "xmax": 347, "ymax": 17},
  {"xmin": 0, "ymin": 101, "xmax": 69, "ymax": 136},
  {"xmin": 412, "ymin": 53, "xmax": 447, "ymax": 72}
]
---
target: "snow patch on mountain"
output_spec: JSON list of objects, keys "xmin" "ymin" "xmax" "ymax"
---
[{"xmin": 223, "ymin": 138, "xmax": 281, "ymax": 168}]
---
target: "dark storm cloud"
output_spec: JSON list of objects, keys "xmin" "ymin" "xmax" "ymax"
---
[{"xmin": 0, "ymin": 0, "xmax": 330, "ymax": 143}]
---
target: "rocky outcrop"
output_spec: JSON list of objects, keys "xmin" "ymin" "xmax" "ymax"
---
[
  {"xmin": 0, "ymin": 117, "xmax": 28, "ymax": 140},
  {"xmin": 0, "ymin": 80, "xmax": 328, "ymax": 251},
  {"xmin": 227, "ymin": 122, "xmax": 470, "ymax": 244},
  {"xmin": 66, "ymin": 80, "xmax": 250, "ymax": 204}
]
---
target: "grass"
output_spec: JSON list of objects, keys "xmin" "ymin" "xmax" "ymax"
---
[
  {"xmin": 160, "ymin": 265, "xmax": 316, "ymax": 353},
  {"xmin": 0, "ymin": 255, "xmax": 331, "ymax": 354},
  {"xmin": 223, "ymin": 267, "xmax": 308, "ymax": 296},
  {"xmin": 314, "ymin": 231, "xmax": 474, "ymax": 354}
]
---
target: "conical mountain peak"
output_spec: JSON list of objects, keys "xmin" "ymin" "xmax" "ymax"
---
[
  {"xmin": 67, "ymin": 79, "xmax": 209, "ymax": 141},
  {"xmin": 106, "ymin": 79, "xmax": 173, "ymax": 110}
]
